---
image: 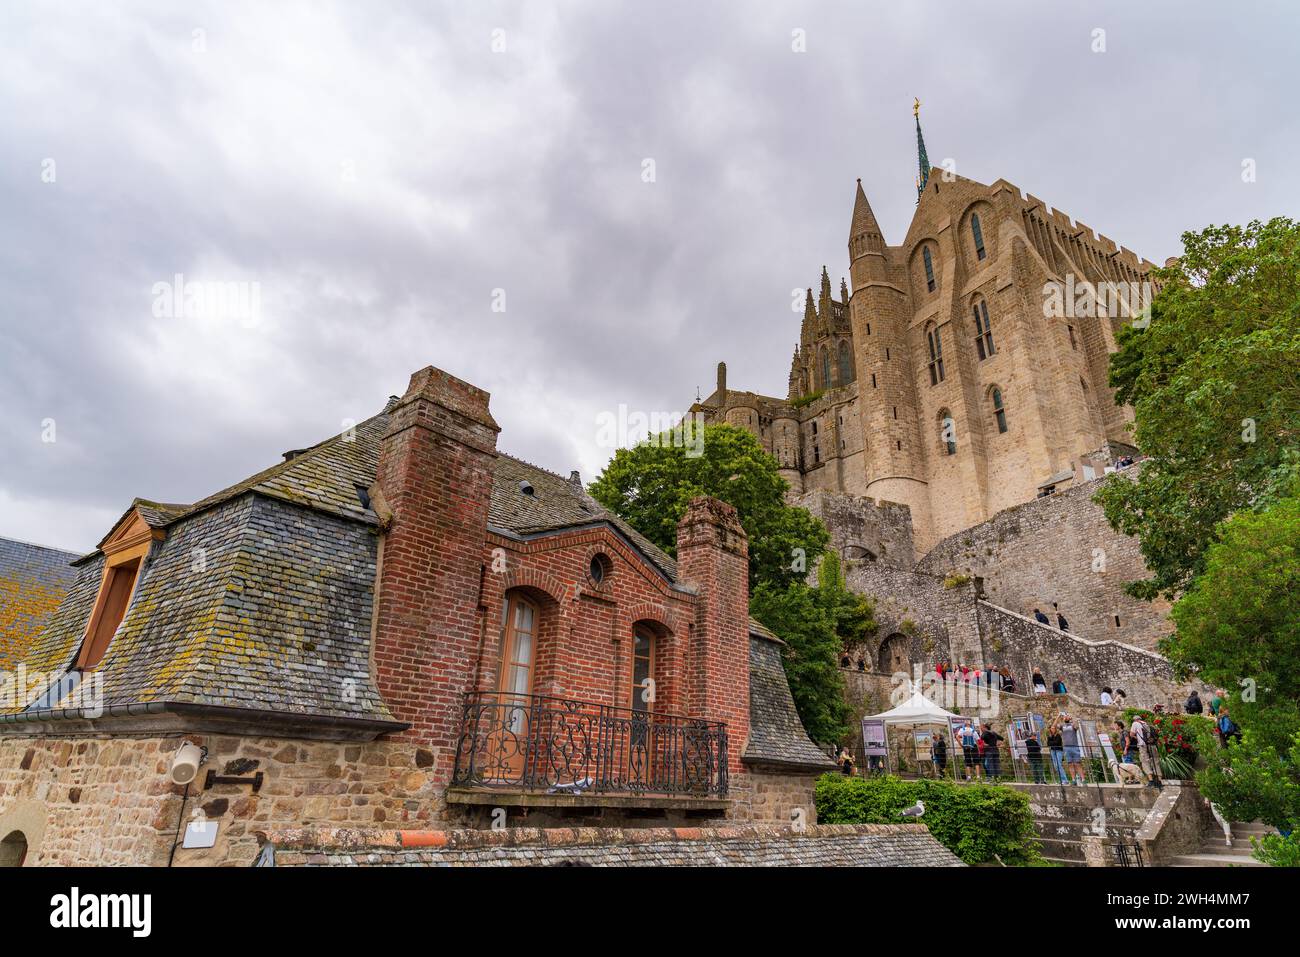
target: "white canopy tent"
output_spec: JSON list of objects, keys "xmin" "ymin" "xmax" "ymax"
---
[{"xmin": 864, "ymin": 685, "xmax": 961, "ymax": 726}]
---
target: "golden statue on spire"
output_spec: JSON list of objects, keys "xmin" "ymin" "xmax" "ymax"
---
[{"xmin": 913, "ymin": 97, "xmax": 921, "ymax": 118}]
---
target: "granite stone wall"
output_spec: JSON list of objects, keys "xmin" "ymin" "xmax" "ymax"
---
[{"xmin": 916, "ymin": 469, "xmax": 1171, "ymax": 651}]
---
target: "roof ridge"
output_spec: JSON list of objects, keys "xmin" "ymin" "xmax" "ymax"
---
[
  {"xmin": 168, "ymin": 405, "xmax": 392, "ymax": 525},
  {"xmin": 0, "ymin": 535, "xmax": 82, "ymax": 560},
  {"xmin": 495, "ymin": 450, "xmax": 575, "ymax": 484}
]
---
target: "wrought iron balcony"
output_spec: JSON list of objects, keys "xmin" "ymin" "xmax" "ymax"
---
[{"xmin": 451, "ymin": 691, "xmax": 728, "ymax": 799}]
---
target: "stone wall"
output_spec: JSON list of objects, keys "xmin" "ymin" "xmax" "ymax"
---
[
  {"xmin": 0, "ymin": 727, "xmax": 826, "ymax": 865},
  {"xmin": 916, "ymin": 468, "xmax": 1171, "ymax": 651},
  {"xmin": 795, "ymin": 490, "xmax": 915, "ymax": 568},
  {"xmin": 0, "ymin": 732, "xmax": 438, "ymax": 866},
  {"xmin": 977, "ymin": 602, "xmax": 1181, "ymax": 705}
]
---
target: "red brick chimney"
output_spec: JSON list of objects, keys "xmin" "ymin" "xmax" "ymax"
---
[
  {"xmin": 373, "ymin": 366, "xmax": 500, "ymax": 767},
  {"xmin": 675, "ymin": 496, "xmax": 750, "ymax": 774}
]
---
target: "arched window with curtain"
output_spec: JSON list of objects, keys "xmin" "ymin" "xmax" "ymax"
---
[
  {"xmin": 926, "ymin": 323, "xmax": 945, "ymax": 385},
  {"xmin": 991, "ymin": 387, "xmax": 1008, "ymax": 433},
  {"xmin": 819, "ymin": 345, "xmax": 831, "ymax": 390},
  {"xmin": 973, "ymin": 298, "xmax": 995, "ymax": 359},
  {"xmin": 630, "ymin": 626, "xmax": 655, "ymax": 713},
  {"xmin": 971, "ymin": 213, "xmax": 986, "ymax": 261},
  {"xmin": 938, "ymin": 408, "xmax": 957, "ymax": 455},
  {"xmin": 837, "ymin": 340, "xmax": 854, "ymax": 385},
  {"xmin": 922, "ymin": 246, "xmax": 936, "ymax": 292}
]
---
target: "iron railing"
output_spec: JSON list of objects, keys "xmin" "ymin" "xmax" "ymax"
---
[{"xmin": 451, "ymin": 692, "xmax": 728, "ymax": 798}]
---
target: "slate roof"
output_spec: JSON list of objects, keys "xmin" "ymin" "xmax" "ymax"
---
[
  {"xmin": 0, "ymin": 537, "xmax": 80, "ymax": 669},
  {"xmin": 745, "ymin": 634, "xmax": 837, "ymax": 770},
  {"xmin": 265, "ymin": 823, "xmax": 964, "ymax": 867}
]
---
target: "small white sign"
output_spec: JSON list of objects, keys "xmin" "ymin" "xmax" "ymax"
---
[{"xmin": 182, "ymin": 819, "xmax": 219, "ymax": 849}]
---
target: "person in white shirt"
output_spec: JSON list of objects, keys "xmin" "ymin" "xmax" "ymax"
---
[{"xmin": 1100, "ymin": 687, "xmax": 1114, "ymax": 706}]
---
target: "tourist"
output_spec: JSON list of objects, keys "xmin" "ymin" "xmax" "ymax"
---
[
  {"xmin": 1209, "ymin": 688, "xmax": 1225, "ymax": 717},
  {"xmin": 1100, "ymin": 686, "xmax": 1114, "ymax": 706},
  {"xmin": 1127, "ymin": 714, "xmax": 1158, "ymax": 786},
  {"xmin": 957, "ymin": 718, "xmax": 981, "ymax": 781},
  {"xmin": 1217, "ymin": 707, "xmax": 1242, "ymax": 748},
  {"xmin": 981, "ymin": 723, "xmax": 1004, "ymax": 779},
  {"xmin": 838, "ymin": 746, "xmax": 855, "ymax": 776},
  {"xmin": 1052, "ymin": 677, "xmax": 1068, "ymax": 695},
  {"xmin": 1053, "ymin": 602, "xmax": 1070, "ymax": 632},
  {"xmin": 1025, "ymin": 729, "xmax": 1046, "ymax": 783},
  {"xmin": 1003, "ymin": 671, "xmax": 1017, "ymax": 694},
  {"xmin": 1046, "ymin": 722, "xmax": 1067, "ymax": 784},
  {"xmin": 932, "ymin": 731, "xmax": 948, "ymax": 777},
  {"xmin": 1114, "ymin": 720, "xmax": 1132, "ymax": 763},
  {"xmin": 1033, "ymin": 608, "xmax": 1050, "ymax": 625},
  {"xmin": 1185, "ymin": 689, "xmax": 1203, "ymax": 715},
  {"xmin": 1032, "ymin": 670, "xmax": 1048, "ymax": 695},
  {"xmin": 1114, "ymin": 689, "xmax": 1127, "ymax": 707},
  {"xmin": 1060, "ymin": 715, "xmax": 1084, "ymax": 785}
]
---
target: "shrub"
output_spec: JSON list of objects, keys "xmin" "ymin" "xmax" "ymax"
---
[
  {"xmin": 1121, "ymin": 707, "xmax": 1210, "ymax": 778},
  {"xmin": 814, "ymin": 773, "xmax": 1042, "ymax": 865}
]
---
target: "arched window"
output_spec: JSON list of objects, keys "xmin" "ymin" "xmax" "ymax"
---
[
  {"xmin": 971, "ymin": 213, "xmax": 986, "ymax": 261},
  {"xmin": 938, "ymin": 408, "xmax": 957, "ymax": 455},
  {"xmin": 630, "ymin": 626, "xmax": 655, "ymax": 712},
  {"xmin": 926, "ymin": 324, "xmax": 945, "ymax": 385},
  {"xmin": 819, "ymin": 345, "xmax": 831, "ymax": 390},
  {"xmin": 991, "ymin": 387, "xmax": 1008, "ymax": 433},
  {"xmin": 498, "ymin": 593, "xmax": 539, "ymax": 704},
  {"xmin": 973, "ymin": 298, "xmax": 995, "ymax": 359},
  {"xmin": 0, "ymin": 831, "xmax": 28, "ymax": 867},
  {"xmin": 837, "ymin": 340, "xmax": 854, "ymax": 385},
  {"xmin": 922, "ymin": 246, "xmax": 936, "ymax": 292}
]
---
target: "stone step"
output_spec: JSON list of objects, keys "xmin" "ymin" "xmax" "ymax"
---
[
  {"xmin": 1168, "ymin": 852, "xmax": 1268, "ymax": 868},
  {"xmin": 1030, "ymin": 805, "xmax": 1150, "ymax": 826},
  {"xmin": 1199, "ymin": 838, "xmax": 1259, "ymax": 854}
]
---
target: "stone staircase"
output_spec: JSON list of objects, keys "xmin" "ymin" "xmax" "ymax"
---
[
  {"xmin": 1168, "ymin": 821, "xmax": 1271, "ymax": 867},
  {"xmin": 1006, "ymin": 782, "xmax": 1161, "ymax": 866}
]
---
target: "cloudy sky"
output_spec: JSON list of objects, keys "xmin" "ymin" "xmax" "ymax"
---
[{"xmin": 2, "ymin": 1, "xmax": 1296, "ymax": 552}]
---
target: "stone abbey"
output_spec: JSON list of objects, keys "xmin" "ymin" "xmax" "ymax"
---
[{"xmin": 694, "ymin": 109, "xmax": 1160, "ymax": 556}]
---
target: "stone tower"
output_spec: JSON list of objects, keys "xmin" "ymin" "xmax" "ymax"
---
[{"xmin": 847, "ymin": 178, "xmax": 934, "ymax": 547}]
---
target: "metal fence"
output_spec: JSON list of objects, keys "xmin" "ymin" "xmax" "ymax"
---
[
  {"xmin": 858, "ymin": 738, "xmax": 1165, "ymax": 788},
  {"xmin": 451, "ymin": 691, "xmax": 729, "ymax": 798}
]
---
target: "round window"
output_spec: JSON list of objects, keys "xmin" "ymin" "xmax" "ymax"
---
[{"xmin": 588, "ymin": 553, "xmax": 612, "ymax": 587}]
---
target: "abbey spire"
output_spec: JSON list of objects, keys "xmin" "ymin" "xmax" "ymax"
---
[{"xmin": 914, "ymin": 97, "xmax": 931, "ymax": 201}]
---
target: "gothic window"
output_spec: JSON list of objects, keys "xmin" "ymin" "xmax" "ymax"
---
[
  {"xmin": 1068, "ymin": 324, "xmax": 1077, "ymax": 350},
  {"xmin": 973, "ymin": 299, "xmax": 995, "ymax": 360},
  {"xmin": 922, "ymin": 246, "xmax": 936, "ymax": 292},
  {"xmin": 819, "ymin": 345, "xmax": 831, "ymax": 390},
  {"xmin": 938, "ymin": 408, "xmax": 957, "ymax": 455},
  {"xmin": 971, "ymin": 213, "xmax": 986, "ymax": 261},
  {"xmin": 991, "ymin": 387, "xmax": 1008, "ymax": 433},
  {"xmin": 926, "ymin": 323, "xmax": 945, "ymax": 385},
  {"xmin": 837, "ymin": 340, "xmax": 854, "ymax": 385}
]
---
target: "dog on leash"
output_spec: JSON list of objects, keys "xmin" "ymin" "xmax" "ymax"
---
[{"xmin": 1108, "ymin": 759, "xmax": 1145, "ymax": 787}]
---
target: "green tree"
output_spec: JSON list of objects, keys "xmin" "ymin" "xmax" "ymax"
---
[
  {"xmin": 749, "ymin": 552, "xmax": 875, "ymax": 745},
  {"xmin": 1168, "ymin": 488, "xmax": 1300, "ymax": 864},
  {"xmin": 589, "ymin": 422, "xmax": 829, "ymax": 591},
  {"xmin": 1166, "ymin": 486, "xmax": 1300, "ymax": 710},
  {"xmin": 1095, "ymin": 217, "xmax": 1300, "ymax": 600}
]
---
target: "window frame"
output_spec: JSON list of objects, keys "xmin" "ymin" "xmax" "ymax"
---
[
  {"xmin": 971, "ymin": 213, "xmax": 986, "ymax": 261},
  {"xmin": 926, "ymin": 324, "xmax": 946, "ymax": 385},
  {"xmin": 973, "ymin": 299, "xmax": 995, "ymax": 360}
]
